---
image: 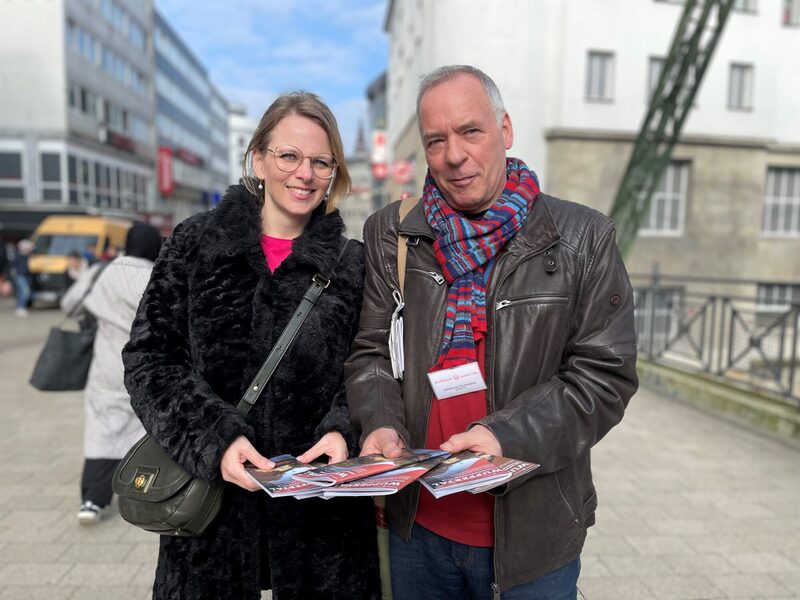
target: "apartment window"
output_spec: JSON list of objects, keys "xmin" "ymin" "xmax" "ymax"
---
[
  {"xmin": 762, "ymin": 167, "xmax": 800, "ymax": 236},
  {"xmin": 634, "ymin": 287, "xmax": 683, "ymax": 353},
  {"xmin": 68, "ymin": 155, "xmax": 78, "ymax": 205},
  {"xmin": 68, "ymin": 83, "xmax": 78, "ymax": 109},
  {"xmin": 647, "ymin": 56, "xmax": 666, "ymax": 101},
  {"xmin": 728, "ymin": 63, "xmax": 753, "ymax": 110},
  {"xmin": 0, "ymin": 152, "xmax": 24, "ymax": 202},
  {"xmin": 0, "ymin": 152, "xmax": 22, "ymax": 180},
  {"xmin": 80, "ymin": 159, "xmax": 91, "ymax": 205},
  {"xmin": 785, "ymin": 0, "xmax": 800, "ymax": 24},
  {"xmin": 640, "ymin": 161, "xmax": 689, "ymax": 235},
  {"xmin": 79, "ymin": 87, "xmax": 98, "ymax": 118},
  {"xmin": 586, "ymin": 51, "xmax": 614, "ymax": 101},
  {"xmin": 756, "ymin": 284, "xmax": 800, "ymax": 313},
  {"xmin": 40, "ymin": 153, "xmax": 62, "ymax": 202},
  {"xmin": 41, "ymin": 153, "xmax": 60, "ymax": 182}
]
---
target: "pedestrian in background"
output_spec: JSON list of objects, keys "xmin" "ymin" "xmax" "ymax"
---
[
  {"xmin": 61, "ymin": 223, "xmax": 162, "ymax": 525},
  {"xmin": 82, "ymin": 243, "xmax": 96, "ymax": 265},
  {"xmin": 66, "ymin": 251, "xmax": 89, "ymax": 284},
  {"xmin": 346, "ymin": 65, "xmax": 638, "ymax": 599},
  {"xmin": 0, "ymin": 241, "xmax": 11, "ymax": 297},
  {"xmin": 11, "ymin": 239, "xmax": 33, "ymax": 317},
  {"xmin": 122, "ymin": 91, "xmax": 379, "ymax": 599}
]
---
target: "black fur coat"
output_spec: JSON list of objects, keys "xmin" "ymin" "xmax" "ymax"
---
[{"xmin": 123, "ymin": 185, "xmax": 380, "ymax": 599}]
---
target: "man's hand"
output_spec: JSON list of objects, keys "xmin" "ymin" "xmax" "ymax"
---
[
  {"xmin": 359, "ymin": 427, "xmax": 406, "ymax": 458},
  {"xmin": 220, "ymin": 435, "xmax": 274, "ymax": 491},
  {"xmin": 441, "ymin": 424, "xmax": 502, "ymax": 456},
  {"xmin": 297, "ymin": 431, "xmax": 348, "ymax": 465}
]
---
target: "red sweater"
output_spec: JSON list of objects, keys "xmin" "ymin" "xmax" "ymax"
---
[
  {"xmin": 260, "ymin": 235, "xmax": 293, "ymax": 272},
  {"xmin": 414, "ymin": 337, "xmax": 494, "ymax": 547}
]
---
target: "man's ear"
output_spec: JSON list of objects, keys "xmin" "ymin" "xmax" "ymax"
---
[{"xmin": 502, "ymin": 113, "xmax": 513, "ymax": 150}]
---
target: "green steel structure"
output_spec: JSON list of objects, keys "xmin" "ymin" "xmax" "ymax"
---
[{"xmin": 609, "ymin": 0, "xmax": 736, "ymax": 257}]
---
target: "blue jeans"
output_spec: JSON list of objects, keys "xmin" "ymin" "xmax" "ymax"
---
[
  {"xmin": 13, "ymin": 274, "xmax": 30, "ymax": 309},
  {"xmin": 389, "ymin": 523, "xmax": 580, "ymax": 599}
]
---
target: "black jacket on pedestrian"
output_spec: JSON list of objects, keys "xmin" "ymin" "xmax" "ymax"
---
[
  {"xmin": 11, "ymin": 252, "xmax": 29, "ymax": 277},
  {"xmin": 123, "ymin": 185, "xmax": 380, "ymax": 600}
]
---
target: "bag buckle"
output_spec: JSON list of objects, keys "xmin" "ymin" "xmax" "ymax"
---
[
  {"xmin": 312, "ymin": 274, "xmax": 331, "ymax": 289},
  {"xmin": 131, "ymin": 466, "xmax": 158, "ymax": 494}
]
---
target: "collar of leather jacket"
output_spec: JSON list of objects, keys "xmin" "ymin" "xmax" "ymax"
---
[{"xmin": 397, "ymin": 192, "xmax": 562, "ymax": 256}]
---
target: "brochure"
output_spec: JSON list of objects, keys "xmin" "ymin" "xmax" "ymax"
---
[
  {"xmin": 245, "ymin": 455, "xmax": 326, "ymax": 499},
  {"xmin": 419, "ymin": 451, "xmax": 512, "ymax": 498},
  {"xmin": 468, "ymin": 453, "xmax": 540, "ymax": 494},
  {"xmin": 294, "ymin": 449, "xmax": 449, "ymax": 488},
  {"xmin": 321, "ymin": 456, "xmax": 448, "ymax": 498}
]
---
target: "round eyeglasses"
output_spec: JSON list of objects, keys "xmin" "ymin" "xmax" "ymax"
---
[{"xmin": 266, "ymin": 145, "xmax": 337, "ymax": 180}]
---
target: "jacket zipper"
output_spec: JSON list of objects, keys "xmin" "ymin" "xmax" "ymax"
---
[
  {"xmin": 407, "ymin": 267, "xmax": 445, "ymax": 285},
  {"xmin": 495, "ymin": 295, "xmax": 568, "ymax": 311},
  {"xmin": 486, "ymin": 241, "xmax": 560, "ymax": 592},
  {"xmin": 404, "ymin": 266, "xmax": 446, "ymax": 540}
]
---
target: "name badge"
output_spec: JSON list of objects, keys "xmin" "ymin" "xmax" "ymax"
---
[{"xmin": 427, "ymin": 362, "xmax": 487, "ymax": 400}]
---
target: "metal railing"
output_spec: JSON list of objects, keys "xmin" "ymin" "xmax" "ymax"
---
[{"xmin": 631, "ymin": 270, "xmax": 800, "ymax": 406}]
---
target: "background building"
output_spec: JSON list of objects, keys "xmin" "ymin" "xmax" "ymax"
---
[
  {"xmin": 0, "ymin": 0, "xmax": 156, "ymax": 218},
  {"xmin": 227, "ymin": 103, "xmax": 258, "ymax": 186},
  {"xmin": 0, "ymin": 0, "xmax": 232, "ymax": 239},
  {"xmin": 383, "ymin": 0, "xmax": 800, "ymax": 303},
  {"xmin": 153, "ymin": 10, "xmax": 227, "ymax": 223},
  {"xmin": 339, "ymin": 124, "xmax": 374, "ymax": 241},
  {"xmin": 366, "ymin": 72, "xmax": 390, "ymax": 212},
  {"xmin": 208, "ymin": 85, "xmax": 230, "ymax": 207}
]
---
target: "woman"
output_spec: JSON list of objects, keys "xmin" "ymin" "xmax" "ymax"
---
[
  {"xmin": 122, "ymin": 92, "xmax": 380, "ymax": 599},
  {"xmin": 61, "ymin": 223, "xmax": 162, "ymax": 524}
]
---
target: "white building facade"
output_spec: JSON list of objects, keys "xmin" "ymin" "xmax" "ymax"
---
[
  {"xmin": 0, "ymin": 0, "xmax": 156, "ymax": 213},
  {"xmin": 384, "ymin": 0, "xmax": 800, "ymax": 297},
  {"xmin": 153, "ymin": 11, "xmax": 228, "ymax": 223},
  {"xmin": 227, "ymin": 104, "xmax": 259, "ymax": 186}
]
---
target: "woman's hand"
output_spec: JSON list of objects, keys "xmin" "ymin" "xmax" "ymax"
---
[
  {"xmin": 297, "ymin": 431, "xmax": 348, "ymax": 465},
  {"xmin": 220, "ymin": 435, "xmax": 274, "ymax": 491}
]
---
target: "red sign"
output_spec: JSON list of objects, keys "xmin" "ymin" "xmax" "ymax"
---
[
  {"xmin": 371, "ymin": 130, "xmax": 388, "ymax": 164},
  {"xmin": 107, "ymin": 131, "xmax": 135, "ymax": 153},
  {"xmin": 371, "ymin": 163, "xmax": 388, "ymax": 180},
  {"xmin": 177, "ymin": 147, "xmax": 203, "ymax": 167},
  {"xmin": 391, "ymin": 160, "xmax": 413, "ymax": 185},
  {"xmin": 158, "ymin": 147, "xmax": 174, "ymax": 196}
]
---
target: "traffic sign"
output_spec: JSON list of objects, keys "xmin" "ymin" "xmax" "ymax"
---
[
  {"xmin": 371, "ymin": 163, "xmax": 388, "ymax": 180},
  {"xmin": 391, "ymin": 160, "xmax": 413, "ymax": 184}
]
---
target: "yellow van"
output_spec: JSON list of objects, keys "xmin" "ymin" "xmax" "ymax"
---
[{"xmin": 29, "ymin": 215, "xmax": 131, "ymax": 302}]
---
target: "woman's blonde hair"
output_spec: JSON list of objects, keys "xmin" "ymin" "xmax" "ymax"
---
[{"xmin": 241, "ymin": 91, "xmax": 351, "ymax": 213}]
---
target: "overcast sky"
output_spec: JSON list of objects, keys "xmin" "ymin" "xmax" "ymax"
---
[{"xmin": 155, "ymin": 0, "xmax": 389, "ymax": 154}]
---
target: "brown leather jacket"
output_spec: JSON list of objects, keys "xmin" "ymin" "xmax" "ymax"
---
[{"xmin": 345, "ymin": 193, "xmax": 638, "ymax": 591}]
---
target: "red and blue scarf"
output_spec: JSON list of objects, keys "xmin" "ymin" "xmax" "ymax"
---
[{"xmin": 423, "ymin": 158, "xmax": 540, "ymax": 372}]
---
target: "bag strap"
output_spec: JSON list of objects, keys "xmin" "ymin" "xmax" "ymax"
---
[
  {"xmin": 396, "ymin": 195, "xmax": 418, "ymax": 297},
  {"xmin": 64, "ymin": 261, "xmax": 109, "ymax": 320},
  {"xmin": 235, "ymin": 237, "xmax": 350, "ymax": 417}
]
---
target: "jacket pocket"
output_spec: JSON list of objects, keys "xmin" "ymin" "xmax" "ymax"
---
[
  {"xmin": 582, "ymin": 490, "xmax": 598, "ymax": 528},
  {"xmin": 554, "ymin": 470, "xmax": 579, "ymax": 526},
  {"xmin": 494, "ymin": 294, "xmax": 568, "ymax": 311}
]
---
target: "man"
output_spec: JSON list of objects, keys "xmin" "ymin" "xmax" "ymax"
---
[
  {"xmin": 11, "ymin": 239, "xmax": 34, "ymax": 317},
  {"xmin": 345, "ymin": 65, "xmax": 638, "ymax": 599}
]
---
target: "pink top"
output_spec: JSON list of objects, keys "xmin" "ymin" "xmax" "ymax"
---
[{"xmin": 260, "ymin": 235, "xmax": 293, "ymax": 272}]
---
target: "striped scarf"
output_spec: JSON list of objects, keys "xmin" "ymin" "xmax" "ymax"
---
[{"xmin": 423, "ymin": 158, "xmax": 540, "ymax": 372}]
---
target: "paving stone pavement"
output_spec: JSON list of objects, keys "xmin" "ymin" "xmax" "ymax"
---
[{"xmin": 0, "ymin": 300, "xmax": 798, "ymax": 599}]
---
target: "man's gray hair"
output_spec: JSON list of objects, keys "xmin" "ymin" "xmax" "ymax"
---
[{"xmin": 416, "ymin": 65, "xmax": 506, "ymax": 126}]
